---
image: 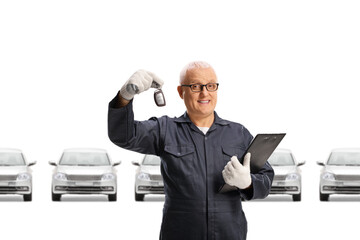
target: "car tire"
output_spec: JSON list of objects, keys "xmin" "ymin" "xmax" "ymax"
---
[
  {"xmin": 23, "ymin": 193, "xmax": 32, "ymax": 202},
  {"xmin": 108, "ymin": 193, "xmax": 117, "ymax": 202},
  {"xmin": 135, "ymin": 190, "xmax": 145, "ymax": 201},
  {"xmin": 292, "ymin": 193, "xmax": 301, "ymax": 201},
  {"xmin": 52, "ymin": 192, "xmax": 61, "ymax": 201},
  {"xmin": 320, "ymin": 192, "xmax": 329, "ymax": 201}
]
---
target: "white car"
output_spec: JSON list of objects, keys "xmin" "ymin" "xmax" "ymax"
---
[
  {"xmin": 317, "ymin": 148, "xmax": 360, "ymax": 201},
  {"xmin": 49, "ymin": 148, "xmax": 120, "ymax": 201},
  {"xmin": 132, "ymin": 155, "xmax": 164, "ymax": 201},
  {"xmin": 0, "ymin": 148, "xmax": 36, "ymax": 201},
  {"xmin": 268, "ymin": 149, "xmax": 305, "ymax": 201}
]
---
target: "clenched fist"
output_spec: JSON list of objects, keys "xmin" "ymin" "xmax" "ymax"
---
[{"xmin": 120, "ymin": 69, "xmax": 164, "ymax": 100}]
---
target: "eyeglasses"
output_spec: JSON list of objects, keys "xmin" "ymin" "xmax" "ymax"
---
[{"xmin": 181, "ymin": 83, "xmax": 219, "ymax": 92}]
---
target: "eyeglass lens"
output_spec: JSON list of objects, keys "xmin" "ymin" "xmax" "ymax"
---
[{"xmin": 191, "ymin": 83, "xmax": 218, "ymax": 92}]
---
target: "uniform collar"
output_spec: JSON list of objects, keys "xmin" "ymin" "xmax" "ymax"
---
[{"xmin": 174, "ymin": 111, "xmax": 230, "ymax": 126}]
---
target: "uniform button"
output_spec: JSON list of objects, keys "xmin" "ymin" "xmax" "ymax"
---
[
  {"xmin": 205, "ymin": 137, "xmax": 208, "ymax": 140},
  {"xmin": 177, "ymin": 152, "xmax": 181, "ymax": 155}
]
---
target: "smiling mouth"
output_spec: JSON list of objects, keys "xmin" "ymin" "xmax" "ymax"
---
[{"xmin": 198, "ymin": 100, "xmax": 210, "ymax": 104}]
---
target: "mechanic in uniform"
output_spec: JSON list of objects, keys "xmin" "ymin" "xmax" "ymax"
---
[{"xmin": 108, "ymin": 61, "xmax": 274, "ymax": 240}]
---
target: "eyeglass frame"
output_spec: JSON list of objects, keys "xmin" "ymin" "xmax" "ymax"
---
[{"xmin": 181, "ymin": 83, "xmax": 219, "ymax": 92}]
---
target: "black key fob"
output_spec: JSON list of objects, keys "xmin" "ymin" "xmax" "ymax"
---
[{"xmin": 154, "ymin": 89, "xmax": 166, "ymax": 107}]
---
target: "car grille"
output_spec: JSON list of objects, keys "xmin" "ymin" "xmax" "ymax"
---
[
  {"xmin": 150, "ymin": 174, "xmax": 163, "ymax": 181},
  {"xmin": 0, "ymin": 175, "xmax": 17, "ymax": 181},
  {"xmin": 273, "ymin": 175, "xmax": 287, "ymax": 181},
  {"xmin": 323, "ymin": 186, "xmax": 360, "ymax": 192},
  {"xmin": 138, "ymin": 186, "xmax": 164, "ymax": 192},
  {"xmin": 335, "ymin": 175, "xmax": 360, "ymax": 181},
  {"xmin": 0, "ymin": 186, "xmax": 29, "ymax": 192},
  {"xmin": 270, "ymin": 186, "xmax": 298, "ymax": 193},
  {"xmin": 66, "ymin": 175, "xmax": 102, "ymax": 181}
]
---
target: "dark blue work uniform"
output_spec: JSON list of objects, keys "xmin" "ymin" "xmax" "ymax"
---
[{"xmin": 108, "ymin": 95, "xmax": 274, "ymax": 240}]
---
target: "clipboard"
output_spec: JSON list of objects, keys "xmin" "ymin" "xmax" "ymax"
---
[{"xmin": 219, "ymin": 133, "xmax": 286, "ymax": 193}]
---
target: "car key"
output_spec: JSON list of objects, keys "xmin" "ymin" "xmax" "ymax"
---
[
  {"xmin": 154, "ymin": 89, "xmax": 166, "ymax": 107},
  {"xmin": 127, "ymin": 83, "xmax": 166, "ymax": 107}
]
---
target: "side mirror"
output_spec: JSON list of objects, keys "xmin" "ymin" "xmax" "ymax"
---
[
  {"xmin": 131, "ymin": 161, "xmax": 140, "ymax": 166},
  {"xmin": 28, "ymin": 161, "xmax": 37, "ymax": 167},
  {"xmin": 316, "ymin": 161, "xmax": 325, "ymax": 166},
  {"xmin": 297, "ymin": 161, "xmax": 306, "ymax": 166},
  {"xmin": 48, "ymin": 161, "xmax": 57, "ymax": 166},
  {"xmin": 113, "ymin": 161, "xmax": 121, "ymax": 166}
]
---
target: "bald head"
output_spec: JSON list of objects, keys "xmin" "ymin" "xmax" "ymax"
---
[{"xmin": 179, "ymin": 61, "xmax": 217, "ymax": 84}]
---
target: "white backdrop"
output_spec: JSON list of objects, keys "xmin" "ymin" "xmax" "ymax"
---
[{"xmin": 1, "ymin": 1, "xmax": 360, "ymax": 239}]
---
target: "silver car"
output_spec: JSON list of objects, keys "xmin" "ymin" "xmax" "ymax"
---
[
  {"xmin": 49, "ymin": 148, "xmax": 120, "ymax": 201},
  {"xmin": 268, "ymin": 149, "xmax": 305, "ymax": 201},
  {"xmin": 0, "ymin": 148, "xmax": 36, "ymax": 201},
  {"xmin": 132, "ymin": 155, "xmax": 164, "ymax": 201},
  {"xmin": 317, "ymin": 148, "xmax": 360, "ymax": 201}
]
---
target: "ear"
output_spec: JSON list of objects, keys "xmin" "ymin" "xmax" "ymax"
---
[{"xmin": 177, "ymin": 86, "xmax": 184, "ymax": 99}]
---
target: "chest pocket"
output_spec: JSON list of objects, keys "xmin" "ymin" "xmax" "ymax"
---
[
  {"xmin": 163, "ymin": 145, "xmax": 195, "ymax": 183},
  {"xmin": 221, "ymin": 146, "xmax": 246, "ymax": 167}
]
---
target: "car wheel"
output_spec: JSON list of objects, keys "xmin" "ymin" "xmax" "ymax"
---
[
  {"xmin": 320, "ymin": 192, "xmax": 329, "ymax": 201},
  {"xmin": 108, "ymin": 193, "xmax": 117, "ymax": 202},
  {"xmin": 292, "ymin": 193, "xmax": 301, "ymax": 201},
  {"xmin": 52, "ymin": 192, "xmax": 61, "ymax": 201},
  {"xmin": 135, "ymin": 189, "xmax": 145, "ymax": 201},
  {"xmin": 23, "ymin": 193, "xmax": 32, "ymax": 202}
]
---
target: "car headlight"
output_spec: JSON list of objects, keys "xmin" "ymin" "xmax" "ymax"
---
[
  {"xmin": 17, "ymin": 173, "xmax": 31, "ymax": 181},
  {"xmin": 102, "ymin": 173, "xmax": 115, "ymax": 181},
  {"xmin": 54, "ymin": 172, "xmax": 67, "ymax": 181},
  {"xmin": 285, "ymin": 173, "xmax": 299, "ymax": 181},
  {"xmin": 322, "ymin": 172, "xmax": 335, "ymax": 180},
  {"xmin": 138, "ymin": 172, "xmax": 150, "ymax": 181}
]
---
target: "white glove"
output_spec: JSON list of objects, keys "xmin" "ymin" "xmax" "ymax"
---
[
  {"xmin": 222, "ymin": 153, "xmax": 252, "ymax": 189},
  {"xmin": 120, "ymin": 69, "xmax": 164, "ymax": 100}
]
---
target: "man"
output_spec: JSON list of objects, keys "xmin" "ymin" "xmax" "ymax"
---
[{"xmin": 108, "ymin": 61, "xmax": 274, "ymax": 240}]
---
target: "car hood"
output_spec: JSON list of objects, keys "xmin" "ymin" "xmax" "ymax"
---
[
  {"xmin": 0, "ymin": 166, "xmax": 28, "ymax": 175},
  {"xmin": 56, "ymin": 165, "xmax": 113, "ymax": 175},
  {"xmin": 272, "ymin": 166, "xmax": 297, "ymax": 175},
  {"xmin": 140, "ymin": 165, "xmax": 161, "ymax": 175},
  {"xmin": 325, "ymin": 165, "xmax": 360, "ymax": 175}
]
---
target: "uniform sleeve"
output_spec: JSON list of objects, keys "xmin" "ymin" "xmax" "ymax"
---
[
  {"xmin": 107, "ymin": 92, "xmax": 164, "ymax": 156},
  {"xmin": 240, "ymin": 162, "xmax": 274, "ymax": 200},
  {"xmin": 238, "ymin": 127, "xmax": 275, "ymax": 200}
]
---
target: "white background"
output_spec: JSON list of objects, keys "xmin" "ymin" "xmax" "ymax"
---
[{"xmin": 1, "ymin": 0, "xmax": 360, "ymax": 239}]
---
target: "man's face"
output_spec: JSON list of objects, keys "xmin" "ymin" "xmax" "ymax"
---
[{"xmin": 177, "ymin": 67, "xmax": 218, "ymax": 120}]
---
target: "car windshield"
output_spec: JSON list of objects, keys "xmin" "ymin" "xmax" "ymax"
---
[
  {"xmin": 328, "ymin": 152, "xmax": 360, "ymax": 166},
  {"xmin": 59, "ymin": 152, "xmax": 110, "ymax": 166},
  {"xmin": 268, "ymin": 152, "xmax": 295, "ymax": 166},
  {"xmin": 0, "ymin": 152, "xmax": 26, "ymax": 166},
  {"xmin": 142, "ymin": 155, "xmax": 161, "ymax": 166}
]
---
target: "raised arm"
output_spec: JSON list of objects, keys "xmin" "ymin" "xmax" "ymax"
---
[{"xmin": 108, "ymin": 70, "xmax": 165, "ymax": 156}]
